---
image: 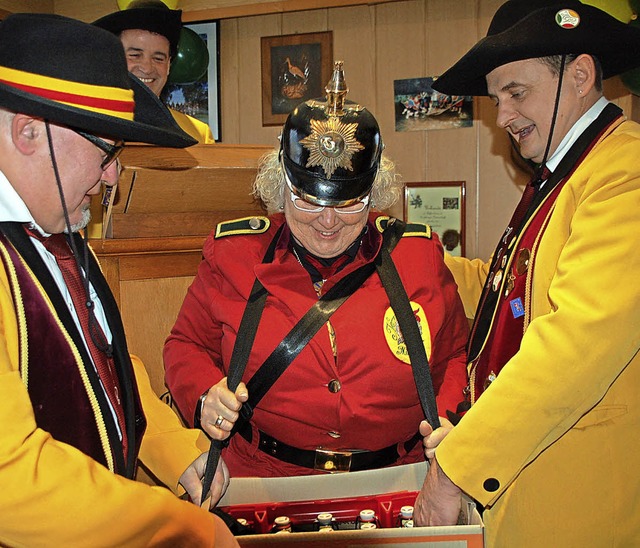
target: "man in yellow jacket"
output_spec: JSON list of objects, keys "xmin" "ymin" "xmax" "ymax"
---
[
  {"xmin": 414, "ymin": 1, "xmax": 640, "ymax": 545},
  {"xmin": 94, "ymin": 0, "xmax": 215, "ymax": 144},
  {"xmin": 0, "ymin": 13, "xmax": 236, "ymax": 546}
]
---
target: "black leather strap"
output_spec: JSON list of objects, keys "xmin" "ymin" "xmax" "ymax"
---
[{"xmin": 375, "ymin": 236, "xmax": 441, "ymax": 430}]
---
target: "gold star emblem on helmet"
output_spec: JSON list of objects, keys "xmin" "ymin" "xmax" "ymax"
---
[{"xmin": 300, "ymin": 117, "xmax": 364, "ymax": 179}]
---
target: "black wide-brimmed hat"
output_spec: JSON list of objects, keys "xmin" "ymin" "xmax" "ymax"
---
[
  {"xmin": 0, "ymin": 12, "xmax": 195, "ymax": 147},
  {"xmin": 433, "ymin": 0, "xmax": 640, "ymax": 96},
  {"xmin": 94, "ymin": 1, "xmax": 182, "ymax": 59},
  {"xmin": 281, "ymin": 61, "xmax": 383, "ymax": 207}
]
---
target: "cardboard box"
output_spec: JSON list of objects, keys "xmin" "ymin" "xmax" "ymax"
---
[{"xmin": 218, "ymin": 462, "xmax": 484, "ymax": 547}]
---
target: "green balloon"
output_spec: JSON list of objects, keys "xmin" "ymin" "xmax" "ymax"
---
[{"xmin": 168, "ymin": 27, "xmax": 209, "ymax": 84}]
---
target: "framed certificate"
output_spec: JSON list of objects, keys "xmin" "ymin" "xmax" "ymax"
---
[{"xmin": 404, "ymin": 181, "xmax": 466, "ymax": 257}]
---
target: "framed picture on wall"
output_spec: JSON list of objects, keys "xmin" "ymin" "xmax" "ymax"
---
[
  {"xmin": 161, "ymin": 21, "xmax": 221, "ymax": 141},
  {"xmin": 404, "ymin": 181, "xmax": 466, "ymax": 257},
  {"xmin": 260, "ymin": 31, "xmax": 333, "ymax": 126}
]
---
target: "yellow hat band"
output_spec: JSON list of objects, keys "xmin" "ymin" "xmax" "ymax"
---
[{"xmin": 0, "ymin": 66, "xmax": 135, "ymax": 120}]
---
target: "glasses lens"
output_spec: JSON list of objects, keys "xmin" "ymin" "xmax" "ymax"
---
[
  {"xmin": 101, "ymin": 145, "xmax": 124, "ymax": 169},
  {"xmin": 292, "ymin": 195, "xmax": 324, "ymax": 212},
  {"xmin": 75, "ymin": 130, "xmax": 124, "ymax": 170},
  {"xmin": 335, "ymin": 201, "xmax": 366, "ymax": 214}
]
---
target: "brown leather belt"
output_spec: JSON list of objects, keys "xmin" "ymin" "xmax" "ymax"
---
[{"xmin": 238, "ymin": 424, "xmax": 421, "ymax": 473}]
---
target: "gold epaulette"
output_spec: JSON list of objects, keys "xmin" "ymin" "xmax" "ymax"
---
[
  {"xmin": 375, "ymin": 216, "xmax": 431, "ymax": 238},
  {"xmin": 214, "ymin": 216, "xmax": 271, "ymax": 238}
]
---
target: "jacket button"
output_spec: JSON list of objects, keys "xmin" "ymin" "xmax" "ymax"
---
[
  {"xmin": 483, "ymin": 478, "xmax": 500, "ymax": 492},
  {"xmin": 328, "ymin": 379, "xmax": 341, "ymax": 393}
]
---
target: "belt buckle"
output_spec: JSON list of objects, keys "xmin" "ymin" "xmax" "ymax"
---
[{"xmin": 314, "ymin": 448, "xmax": 353, "ymax": 473}]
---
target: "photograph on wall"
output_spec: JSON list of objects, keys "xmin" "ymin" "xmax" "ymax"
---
[
  {"xmin": 394, "ymin": 77, "xmax": 473, "ymax": 132},
  {"xmin": 161, "ymin": 21, "xmax": 220, "ymax": 141},
  {"xmin": 261, "ymin": 31, "xmax": 333, "ymax": 126},
  {"xmin": 404, "ymin": 182, "xmax": 466, "ymax": 257}
]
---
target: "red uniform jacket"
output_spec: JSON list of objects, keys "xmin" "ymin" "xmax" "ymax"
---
[{"xmin": 165, "ymin": 214, "xmax": 469, "ymax": 476}]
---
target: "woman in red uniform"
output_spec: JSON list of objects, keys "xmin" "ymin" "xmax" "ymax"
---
[{"xmin": 164, "ymin": 62, "xmax": 469, "ymax": 477}]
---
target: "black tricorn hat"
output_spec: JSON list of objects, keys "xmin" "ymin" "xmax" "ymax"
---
[
  {"xmin": 281, "ymin": 61, "xmax": 383, "ymax": 207},
  {"xmin": 433, "ymin": 0, "xmax": 640, "ymax": 96},
  {"xmin": 0, "ymin": 12, "xmax": 195, "ymax": 147},
  {"xmin": 93, "ymin": 1, "xmax": 182, "ymax": 59}
]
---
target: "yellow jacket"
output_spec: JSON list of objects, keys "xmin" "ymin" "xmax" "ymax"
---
[
  {"xmin": 0, "ymin": 232, "xmax": 236, "ymax": 546},
  {"xmin": 171, "ymin": 108, "xmax": 215, "ymax": 144},
  {"xmin": 442, "ymin": 118, "xmax": 640, "ymax": 545}
]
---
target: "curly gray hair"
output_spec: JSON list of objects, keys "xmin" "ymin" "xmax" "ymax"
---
[{"xmin": 253, "ymin": 149, "xmax": 402, "ymax": 214}]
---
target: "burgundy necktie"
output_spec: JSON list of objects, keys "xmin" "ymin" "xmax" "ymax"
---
[
  {"xmin": 33, "ymin": 231, "xmax": 128, "ymax": 457},
  {"xmin": 506, "ymin": 165, "xmax": 551, "ymax": 236}
]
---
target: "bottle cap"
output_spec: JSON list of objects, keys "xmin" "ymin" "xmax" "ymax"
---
[
  {"xmin": 274, "ymin": 516, "xmax": 291, "ymax": 528},
  {"xmin": 359, "ymin": 509, "xmax": 376, "ymax": 522},
  {"xmin": 317, "ymin": 513, "xmax": 333, "ymax": 525},
  {"xmin": 401, "ymin": 505, "xmax": 414, "ymax": 519},
  {"xmin": 360, "ymin": 522, "xmax": 377, "ymax": 530}
]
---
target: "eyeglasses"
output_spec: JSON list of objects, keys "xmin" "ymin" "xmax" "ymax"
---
[
  {"xmin": 75, "ymin": 130, "xmax": 124, "ymax": 170},
  {"xmin": 286, "ymin": 179, "xmax": 370, "ymax": 215}
]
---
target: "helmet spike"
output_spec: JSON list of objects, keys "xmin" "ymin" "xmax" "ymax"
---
[{"xmin": 325, "ymin": 60, "xmax": 348, "ymax": 115}]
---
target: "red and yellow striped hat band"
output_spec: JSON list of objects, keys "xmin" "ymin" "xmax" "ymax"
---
[{"xmin": 0, "ymin": 66, "xmax": 135, "ymax": 120}]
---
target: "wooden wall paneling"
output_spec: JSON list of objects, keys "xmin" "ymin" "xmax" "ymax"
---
[
  {"xmin": 120, "ymin": 276, "xmax": 196, "ymax": 397},
  {"xmin": 372, "ymin": 1, "xmax": 426, "ymax": 221},
  {"xmin": 220, "ymin": 18, "xmax": 241, "ymax": 143},
  {"xmin": 0, "ymin": 0, "xmax": 50, "ymax": 15},
  {"xmin": 237, "ymin": 14, "xmax": 282, "ymax": 144},
  {"xmin": 423, "ymin": 0, "xmax": 479, "ymax": 256},
  {"xmin": 326, "ymin": 5, "xmax": 376, "ymax": 109},
  {"xmin": 48, "ymin": 0, "xmax": 406, "ymax": 22}
]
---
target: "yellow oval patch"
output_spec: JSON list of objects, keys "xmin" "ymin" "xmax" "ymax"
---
[{"xmin": 383, "ymin": 302, "xmax": 431, "ymax": 364}]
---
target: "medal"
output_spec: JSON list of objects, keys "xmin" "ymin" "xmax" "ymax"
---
[
  {"xmin": 515, "ymin": 248, "xmax": 530, "ymax": 275},
  {"xmin": 492, "ymin": 270, "xmax": 503, "ymax": 291},
  {"xmin": 504, "ymin": 272, "xmax": 515, "ymax": 297}
]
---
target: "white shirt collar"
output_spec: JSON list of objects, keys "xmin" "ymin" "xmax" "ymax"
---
[
  {"xmin": 545, "ymin": 96, "xmax": 609, "ymax": 173},
  {"xmin": 0, "ymin": 169, "xmax": 49, "ymax": 236}
]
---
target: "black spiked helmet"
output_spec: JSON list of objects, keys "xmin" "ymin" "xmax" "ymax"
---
[
  {"xmin": 433, "ymin": 0, "xmax": 640, "ymax": 96},
  {"xmin": 281, "ymin": 61, "xmax": 383, "ymax": 207},
  {"xmin": 0, "ymin": 12, "xmax": 195, "ymax": 147}
]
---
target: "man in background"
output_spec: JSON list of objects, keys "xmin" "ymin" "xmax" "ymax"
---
[
  {"xmin": 0, "ymin": 13, "xmax": 235, "ymax": 546},
  {"xmin": 414, "ymin": 1, "xmax": 640, "ymax": 545},
  {"xmin": 95, "ymin": 0, "xmax": 215, "ymax": 144}
]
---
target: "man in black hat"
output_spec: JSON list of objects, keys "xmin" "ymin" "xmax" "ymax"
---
[
  {"xmin": 413, "ymin": 1, "xmax": 640, "ymax": 545},
  {"xmin": 94, "ymin": 0, "xmax": 215, "ymax": 144},
  {"xmin": 0, "ymin": 13, "xmax": 236, "ymax": 546}
]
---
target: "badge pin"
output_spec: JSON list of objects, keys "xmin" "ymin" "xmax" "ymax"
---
[
  {"xmin": 555, "ymin": 9, "xmax": 580, "ymax": 29},
  {"xmin": 510, "ymin": 297, "xmax": 525, "ymax": 319},
  {"xmin": 515, "ymin": 248, "xmax": 530, "ymax": 276},
  {"xmin": 492, "ymin": 270, "xmax": 503, "ymax": 292},
  {"xmin": 504, "ymin": 273, "xmax": 515, "ymax": 297},
  {"xmin": 300, "ymin": 117, "xmax": 364, "ymax": 178},
  {"xmin": 483, "ymin": 371, "xmax": 497, "ymax": 391}
]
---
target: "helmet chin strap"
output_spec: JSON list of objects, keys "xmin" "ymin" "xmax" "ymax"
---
[
  {"xmin": 44, "ymin": 120, "xmax": 112, "ymax": 357},
  {"xmin": 536, "ymin": 54, "xmax": 567, "ymax": 179}
]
